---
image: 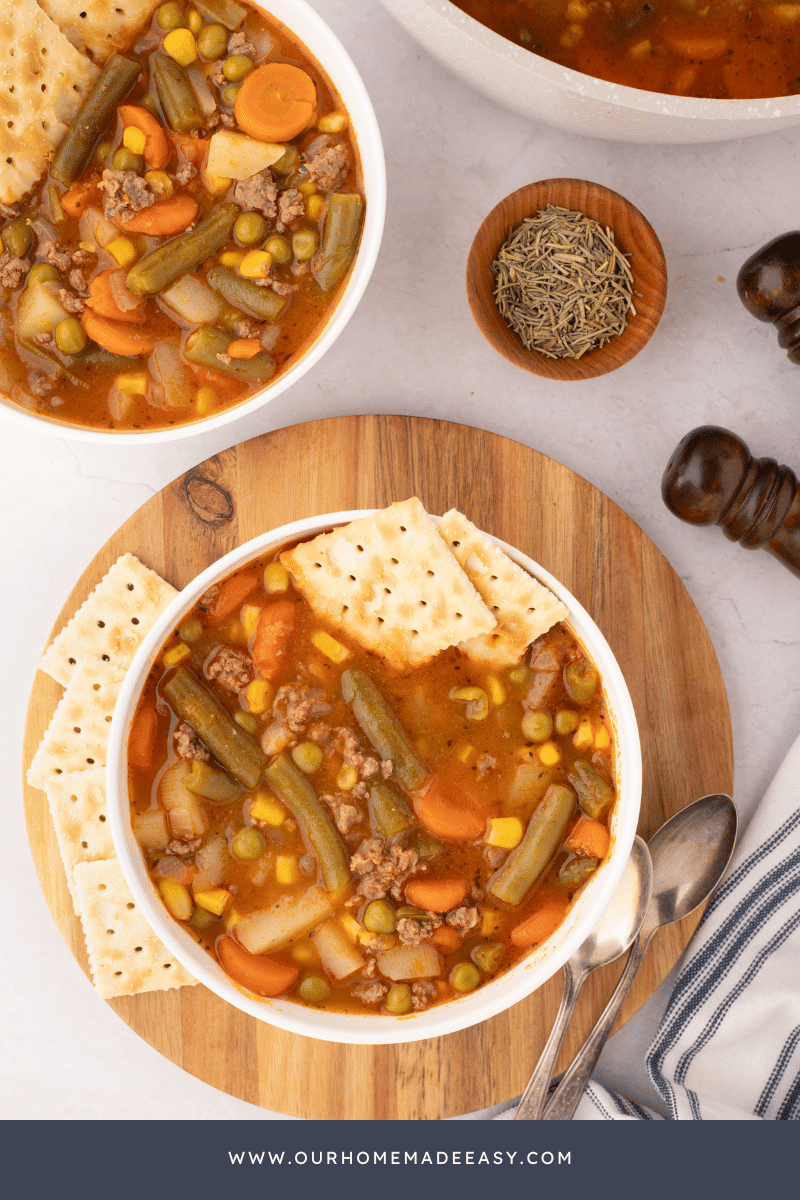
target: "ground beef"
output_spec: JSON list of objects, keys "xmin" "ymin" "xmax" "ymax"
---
[
  {"xmin": 273, "ymin": 683, "xmax": 330, "ymax": 734},
  {"xmin": 174, "ymin": 721, "xmax": 211, "ymax": 762},
  {"xmin": 68, "ymin": 268, "xmax": 88, "ymax": 296},
  {"xmin": 71, "ymin": 247, "xmax": 94, "ymax": 266},
  {"xmin": 0, "ymin": 250, "xmax": 28, "ymax": 289},
  {"xmin": 299, "ymin": 854, "xmax": 315, "ymax": 877},
  {"xmin": 207, "ymin": 646, "xmax": 253, "ymax": 693},
  {"xmin": 227, "ymin": 30, "xmax": 256, "ymax": 56},
  {"xmin": 291, "ymin": 259, "xmax": 309, "ymax": 276},
  {"xmin": 305, "ymin": 144, "xmax": 350, "ymax": 191},
  {"xmin": 476, "ymin": 753, "xmax": 496, "ymax": 778},
  {"xmin": 397, "ymin": 915, "xmax": 441, "ymax": 945},
  {"xmin": 411, "ymin": 981, "xmax": 437, "ymax": 1011},
  {"xmin": 321, "ymin": 792, "xmax": 362, "ymax": 836},
  {"xmin": 99, "ymin": 169, "xmax": 156, "ymax": 223},
  {"xmin": 33, "ymin": 331, "xmax": 54, "ymax": 347},
  {"xmin": 0, "ymin": 201, "xmax": 19, "ymax": 218},
  {"xmin": 30, "ymin": 372, "xmax": 55, "ymax": 397},
  {"xmin": 335, "ymin": 728, "xmax": 385, "ymax": 780},
  {"xmin": 58, "ymin": 287, "xmax": 85, "ymax": 314},
  {"xmin": 276, "ymin": 188, "xmax": 305, "ymax": 232},
  {"xmin": 210, "ymin": 59, "xmax": 227, "ymax": 88},
  {"xmin": 207, "ymin": 109, "xmax": 235, "ymax": 129},
  {"xmin": 167, "ymin": 836, "xmax": 203, "ymax": 856},
  {"xmin": 233, "ymin": 169, "xmax": 277, "ymax": 221},
  {"xmin": 350, "ymin": 837, "xmax": 425, "ymax": 902},
  {"xmin": 484, "ymin": 845, "xmax": 506, "ymax": 870},
  {"xmin": 42, "ymin": 239, "xmax": 73, "ymax": 273},
  {"xmin": 233, "ymin": 316, "xmax": 263, "ymax": 339},
  {"xmin": 445, "ymin": 904, "xmax": 482, "ymax": 936},
  {"xmin": 216, "ymin": 351, "xmax": 232, "ymax": 365},
  {"xmin": 174, "ymin": 161, "xmax": 196, "ymax": 185},
  {"xmin": 269, "ymin": 277, "xmax": 299, "ymax": 297},
  {"xmin": 353, "ymin": 981, "xmax": 389, "ymax": 1007}
]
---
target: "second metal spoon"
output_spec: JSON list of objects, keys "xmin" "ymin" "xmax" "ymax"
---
[{"xmin": 513, "ymin": 835, "xmax": 652, "ymax": 1120}]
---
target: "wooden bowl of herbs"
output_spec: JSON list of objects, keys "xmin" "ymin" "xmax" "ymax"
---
[{"xmin": 466, "ymin": 179, "xmax": 667, "ymax": 381}]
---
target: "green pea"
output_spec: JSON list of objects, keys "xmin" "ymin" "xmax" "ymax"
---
[
  {"xmin": 362, "ymin": 899, "xmax": 397, "ymax": 934},
  {"xmin": 179, "ymin": 616, "xmax": 203, "ymax": 642},
  {"xmin": 264, "ymin": 234, "xmax": 291, "ymax": 265},
  {"xmin": 521, "ymin": 709, "xmax": 553, "ymax": 743},
  {"xmin": 385, "ymin": 983, "xmax": 412, "ymax": 1014},
  {"xmin": 450, "ymin": 961, "xmax": 480, "ymax": 993},
  {"xmin": 558, "ymin": 855, "xmax": 598, "ymax": 888},
  {"xmin": 2, "ymin": 218, "xmax": 33, "ymax": 259},
  {"xmin": 234, "ymin": 711, "xmax": 259, "ymax": 734},
  {"xmin": 232, "ymin": 827, "xmax": 266, "ymax": 860},
  {"xmin": 412, "ymin": 831, "xmax": 443, "ymax": 860},
  {"xmin": 471, "ymin": 941, "xmax": 504, "ymax": 976},
  {"xmin": 55, "ymin": 317, "xmax": 88, "ymax": 355},
  {"xmin": 564, "ymin": 659, "xmax": 598, "ymax": 705},
  {"xmin": 27, "ymin": 263, "xmax": 60, "ymax": 287},
  {"xmin": 197, "ymin": 21, "xmax": 228, "ymax": 59},
  {"xmin": 112, "ymin": 147, "xmax": 144, "ymax": 173},
  {"xmin": 291, "ymin": 741, "xmax": 323, "ymax": 774},
  {"xmin": 272, "ymin": 145, "xmax": 299, "ymax": 176},
  {"xmin": 234, "ymin": 212, "xmax": 267, "ymax": 246},
  {"xmin": 298, "ymin": 974, "xmax": 331, "ymax": 1004},
  {"xmin": 555, "ymin": 709, "xmax": 578, "ymax": 735},
  {"xmin": 156, "ymin": 2, "xmax": 186, "ymax": 30},
  {"xmin": 221, "ymin": 83, "xmax": 241, "ymax": 106},
  {"xmin": 292, "ymin": 228, "xmax": 319, "ymax": 262},
  {"xmin": 222, "ymin": 54, "xmax": 253, "ymax": 82},
  {"xmin": 190, "ymin": 905, "xmax": 215, "ymax": 930}
]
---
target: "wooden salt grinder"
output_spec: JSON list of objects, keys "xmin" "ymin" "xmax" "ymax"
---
[
  {"xmin": 737, "ymin": 231, "xmax": 800, "ymax": 362},
  {"xmin": 661, "ymin": 425, "xmax": 800, "ymax": 578}
]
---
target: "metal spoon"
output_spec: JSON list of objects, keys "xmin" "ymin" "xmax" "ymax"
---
[
  {"xmin": 514, "ymin": 835, "xmax": 652, "ymax": 1120},
  {"xmin": 541, "ymin": 792, "xmax": 738, "ymax": 1121}
]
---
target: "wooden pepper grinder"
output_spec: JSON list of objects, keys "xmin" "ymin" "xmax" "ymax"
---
[
  {"xmin": 661, "ymin": 425, "xmax": 800, "ymax": 577},
  {"xmin": 737, "ymin": 231, "xmax": 800, "ymax": 362}
]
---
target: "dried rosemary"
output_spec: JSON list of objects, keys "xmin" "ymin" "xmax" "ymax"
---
[{"xmin": 492, "ymin": 205, "xmax": 635, "ymax": 359}]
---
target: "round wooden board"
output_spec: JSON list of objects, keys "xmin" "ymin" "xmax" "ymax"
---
[{"xmin": 23, "ymin": 415, "xmax": 733, "ymax": 1120}]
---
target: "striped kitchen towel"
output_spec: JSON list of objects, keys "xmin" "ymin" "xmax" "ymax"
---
[{"xmin": 503, "ymin": 729, "xmax": 800, "ymax": 1121}]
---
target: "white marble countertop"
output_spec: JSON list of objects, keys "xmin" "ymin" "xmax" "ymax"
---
[{"xmin": 4, "ymin": 0, "xmax": 800, "ymax": 1121}]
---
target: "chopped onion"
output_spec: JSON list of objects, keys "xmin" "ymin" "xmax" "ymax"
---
[
  {"xmin": 148, "ymin": 340, "xmax": 196, "ymax": 409},
  {"xmin": 160, "ymin": 273, "xmax": 222, "ymax": 325},
  {"xmin": 313, "ymin": 920, "xmax": 366, "ymax": 980},
  {"xmin": 187, "ymin": 67, "xmax": 218, "ymax": 116},
  {"xmin": 160, "ymin": 761, "xmax": 209, "ymax": 838}
]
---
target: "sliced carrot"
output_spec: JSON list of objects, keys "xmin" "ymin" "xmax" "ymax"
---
[
  {"xmin": 412, "ymin": 779, "xmax": 487, "ymax": 841},
  {"xmin": 116, "ymin": 194, "xmax": 199, "ymax": 236},
  {"xmin": 84, "ymin": 268, "xmax": 149, "ymax": 324},
  {"xmin": 118, "ymin": 104, "xmax": 170, "ymax": 169},
  {"xmin": 174, "ymin": 134, "xmax": 208, "ymax": 164},
  {"xmin": 60, "ymin": 179, "xmax": 100, "ymax": 219},
  {"xmin": 665, "ymin": 34, "xmax": 728, "ymax": 60},
  {"xmin": 217, "ymin": 936, "xmax": 299, "ymax": 997},
  {"xmin": 81, "ymin": 308, "xmax": 155, "ymax": 357},
  {"xmin": 405, "ymin": 878, "xmax": 468, "ymax": 913},
  {"xmin": 563, "ymin": 816, "xmax": 610, "ymax": 861},
  {"xmin": 235, "ymin": 62, "xmax": 316, "ymax": 142},
  {"xmin": 210, "ymin": 569, "xmax": 260, "ymax": 620},
  {"xmin": 429, "ymin": 925, "xmax": 462, "ymax": 953},
  {"xmin": 252, "ymin": 599, "xmax": 297, "ymax": 681},
  {"xmin": 128, "ymin": 704, "xmax": 157, "ymax": 770},
  {"xmin": 227, "ymin": 337, "xmax": 261, "ymax": 359},
  {"xmin": 510, "ymin": 894, "xmax": 570, "ymax": 948}
]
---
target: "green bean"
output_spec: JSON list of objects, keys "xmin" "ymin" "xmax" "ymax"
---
[
  {"xmin": 152, "ymin": 51, "xmax": 204, "ymax": 134},
  {"xmin": 54, "ymin": 317, "xmax": 88, "ymax": 355},
  {"xmin": 395, "ymin": 906, "xmax": 432, "ymax": 921},
  {"xmin": 66, "ymin": 346, "xmax": 142, "ymax": 372},
  {"xmin": 194, "ymin": 0, "xmax": 247, "ymax": 30},
  {"xmin": 340, "ymin": 669, "xmax": 428, "ymax": 792},
  {"xmin": 567, "ymin": 760, "xmax": 615, "ymax": 819},
  {"xmin": 2, "ymin": 219, "xmax": 32, "ymax": 259},
  {"xmin": 183, "ymin": 326, "xmax": 275, "ymax": 383},
  {"xmin": 197, "ymin": 22, "xmax": 228, "ymax": 59},
  {"xmin": 50, "ymin": 55, "xmax": 142, "ymax": 186},
  {"xmin": 183, "ymin": 759, "xmax": 242, "ymax": 802},
  {"xmin": 206, "ymin": 265, "xmax": 286, "ymax": 321},
  {"xmin": 368, "ymin": 782, "xmax": 415, "ymax": 839},
  {"xmin": 126, "ymin": 204, "xmax": 239, "ymax": 295},
  {"xmin": 384, "ymin": 983, "xmax": 412, "ymax": 1014},
  {"xmin": 19, "ymin": 338, "xmax": 88, "ymax": 389},
  {"xmin": 471, "ymin": 941, "xmax": 505, "ymax": 975},
  {"xmin": 298, "ymin": 974, "xmax": 330, "ymax": 1004},
  {"xmin": 555, "ymin": 709, "xmax": 578, "ymax": 735},
  {"xmin": 564, "ymin": 658, "xmax": 599, "ymax": 705},
  {"xmin": 558, "ymin": 855, "xmax": 598, "ymax": 888},
  {"xmin": 363, "ymin": 899, "xmax": 397, "ymax": 934},
  {"xmin": 232, "ymin": 827, "xmax": 266, "ymax": 860},
  {"xmin": 264, "ymin": 753, "xmax": 351, "ymax": 893},
  {"xmin": 312, "ymin": 192, "xmax": 363, "ymax": 292},
  {"xmin": 487, "ymin": 783, "xmax": 576, "ymax": 906},
  {"xmin": 162, "ymin": 665, "xmax": 264, "ymax": 789}
]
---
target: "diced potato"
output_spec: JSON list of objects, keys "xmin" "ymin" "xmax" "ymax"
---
[
  {"xmin": 377, "ymin": 943, "xmax": 443, "ymax": 981},
  {"xmin": 314, "ymin": 920, "xmax": 366, "ymax": 980},
  {"xmin": 78, "ymin": 205, "xmax": 119, "ymax": 250},
  {"xmin": 16, "ymin": 281, "xmax": 70, "ymax": 342},
  {"xmin": 206, "ymin": 130, "xmax": 284, "ymax": 180},
  {"xmin": 160, "ymin": 273, "xmax": 222, "ymax": 325},
  {"xmin": 236, "ymin": 886, "xmax": 332, "ymax": 955},
  {"xmin": 160, "ymin": 761, "xmax": 209, "ymax": 839}
]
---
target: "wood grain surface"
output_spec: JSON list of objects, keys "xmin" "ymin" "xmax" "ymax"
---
[{"xmin": 22, "ymin": 415, "xmax": 733, "ymax": 1119}]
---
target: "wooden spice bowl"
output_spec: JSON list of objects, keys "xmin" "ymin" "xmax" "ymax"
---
[{"xmin": 466, "ymin": 179, "xmax": 668, "ymax": 381}]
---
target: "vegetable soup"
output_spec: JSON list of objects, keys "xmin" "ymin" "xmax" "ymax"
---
[
  {"xmin": 0, "ymin": 0, "xmax": 364, "ymax": 431},
  {"xmin": 451, "ymin": 0, "xmax": 800, "ymax": 100},
  {"xmin": 127, "ymin": 538, "xmax": 618, "ymax": 1017}
]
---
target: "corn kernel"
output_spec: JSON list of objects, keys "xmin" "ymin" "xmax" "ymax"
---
[
  {"xmin": 219, "ymin": 249, "xmax": 245, "ymax": 268},
  {"xmin": 205, "ymin": 171, "xmax": 233, "ymax": 194},
  {"xmin": 358, "ymin": 928, "xmax": 378, "ymax": 947},
  {"xmin": 538, "ymin": 741, "xmax": 562, "ymax": 766},
  {"xmin": 115, "ymin": 371, "xmax": 148, "ymax": 395},
  {"xmin": 768, "ymin": 4, "xmax": 800, "ymax": 21},
  {"xmin": 629, "ymin": 38, "xmax": 651, "ymax": 59},
  {"xmin": 336, "ymin": 765, "xmax": 358, "ymax": 791},
  {"xmin": 310, "ymin": 629, "xmax": 350, "ymax": 663},
  {"xmin": 486, "ymin": 816, "xmax": 524, "ymax": 849},
  {"xmin": 225, "ymin": 908, "xmax": 241, "ymax": 932},
  {"xmin": 163, "ymin": 27, "xmax": 198, "ymax": 65},
  {"xmin": 380, "ymin": 932, "xmax": 398, "ymax": 949},
  {"xmin": 573, "ymin": 720, "xmax": 594, "ymax": 750},
  {"xmin": 79, "ymin": 242, "xmax": 96, "ymax": 254},
  {"xmin": 107, "ymin": 235, "xmax": 139, "ymax": 267},
  {"xmin": 164, "ymin": 642, "xmax": 191, "ymax": 667},
  {"xmin": 239, "ymin": 249, "xmax": 272, "ymax": 278},
  {"xmin": 594, "ymin": 724, "xmax": 611, "ymax": 749},
  {"xmin": 318, "ymin": 111, "xmax": 349, "ymax": 133},
  {"xmin": 566, "ymin": 0, "xmax": 589, "ymax": 18},
  {"xmin": 451, "ymin": 686, "xmax": 489, "ymax": 721},
  {"xmin": 158, "ymin": 879, "xmax": 193, "ymax": 921},
  {"xmin": 456, "ymin": 743, "xmax": 474, "ymax": 763},
  {"xmin": 234, "ymin": 711, "xmax": 258, "ymax": 734},
  {"xmin": 122, "ymin": 125, "xmax": 147, "ymax": 155},
  {"xmin": 291, "ymin": 941, "xmax": 318, "ymax": 964},
  {"xmin": 145, "ymin": 169, "xmax": 174, "ymax": 198},
  {"xmin": 195, "ymin": 386, "xmax": 217, "ymax": 413},
  {"xmin": 275, "ymin": 855, "xmax": 299, "ymax": 885},
  {"xmin": 296, "ymin": 180, "xmax": 317, "ymax": 196},
  {"xmin": 305, "ymin": 194, "xmax": 325, "ymax": 221},
  {"xmin": 340, "ymin": 913, "xmax": 362, "ymax": 943},
  {"xmin": 486, "ymin": 675, "xmax": 506, "ymax": 706},
  {"xmin": 187, "ymin": 8, "xmax": 203, "ymax": 32},
  {"xmin": 249, "ymin": 792, "xmax": 285, "ymax": 825},
  {"xmin": 241, "ymin": 603, "xmax": 262, "ymax": 640},
  {"xmin": 245, "ymin": 678, "xmax": 272, "ymax": 714},
  {"xmin": 264, "ymin": 562, "xmax": 289, "ymax": 593},
  {"xmin": 481, "ymin": 907, "xmax": 502, "ymax": 937},
  {"xmin": 193, "ymin": 887, "xmax": 231, "ymax": 916}
]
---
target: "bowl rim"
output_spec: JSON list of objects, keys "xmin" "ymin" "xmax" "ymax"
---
[
  {"xmin": 383, "ymin": 0, "xmax": 800, "ymax": 120},
  {"xmin": 0, "ymin": 0, "xmax": 386, "ymax": 444},
  {"xmin": 106, "ymin": 508, "xmax": 642, "ymax": 1045}
]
